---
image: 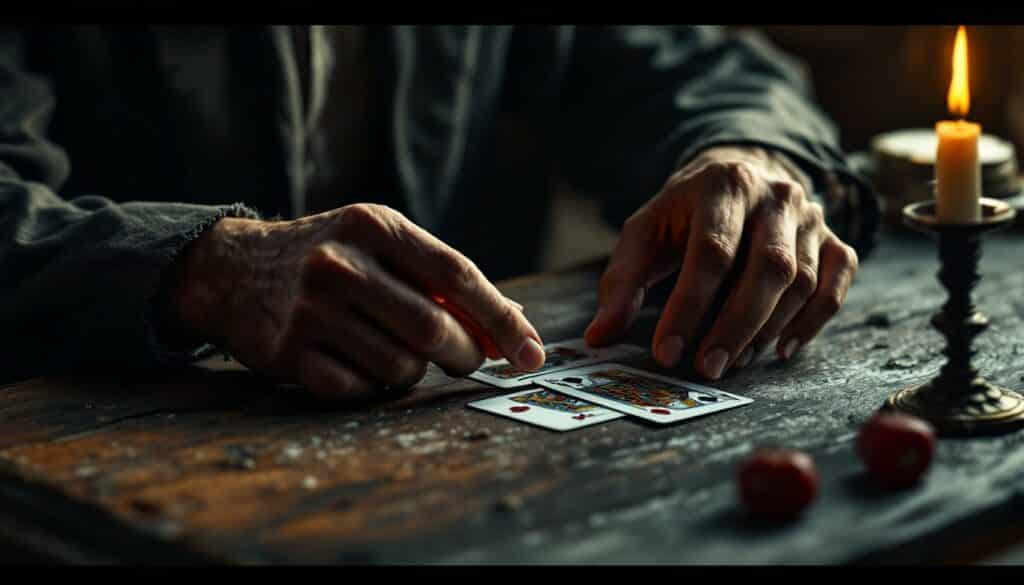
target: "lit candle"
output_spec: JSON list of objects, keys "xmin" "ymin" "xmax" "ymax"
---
[{"xmin": 935, "ymin": 26, "xmax": 982, "ymax": 223}]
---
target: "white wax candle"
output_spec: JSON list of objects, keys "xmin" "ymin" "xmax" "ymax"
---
[{"xmin": 934, "ymin": 119, "xmax": 982, "ymax": 223}]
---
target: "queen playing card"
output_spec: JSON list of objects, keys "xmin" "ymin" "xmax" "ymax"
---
[
  {"xmin": 468, "ymin": 338, "xmax": 646, "ymax": 389},
  {"xmin": 534, "ymin": 364, "xmax": 753, "ymax": 424},
  {"xmin": 468, "ymin": 388, "xmax": 626, "ymax": 431}
]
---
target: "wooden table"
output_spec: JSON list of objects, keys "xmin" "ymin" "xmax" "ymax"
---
[{"xmin": 3, "ymin": 228, "xmax": 1024, "ymax": 565}]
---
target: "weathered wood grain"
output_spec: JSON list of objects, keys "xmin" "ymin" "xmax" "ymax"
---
[{"xmin": 2, "ymin": 231, "xmax": 1024, "ymax": 564}]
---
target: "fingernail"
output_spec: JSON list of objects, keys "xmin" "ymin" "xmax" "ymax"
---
[
  {"xmin": 656, "ymin": 335, "xmax": 684, "ymax": 367},
  {"xmin": 703, "ymin": 348, "xmax": 729, "ymax": 380},
  {"xmin": 782, "ymin": 338, "xmax": 801, "ymax": 360},
  {"xmin": 516, "ymin": 337, "xmax": 545, "ymax": 370},
  {"xmin": 736, "ymin": 347, "xmax": 754, "ymax": 369}
]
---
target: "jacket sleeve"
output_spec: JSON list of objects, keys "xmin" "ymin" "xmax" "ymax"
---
[
  {"xmin": 552, "ymin": 25, "xmax": 880, "ymax": 257},
  {"xmin": 0, "ymin": 29, "xmax": 260, "ymax": 380}
]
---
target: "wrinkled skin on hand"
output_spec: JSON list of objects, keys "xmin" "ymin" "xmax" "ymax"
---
[
  {"xmin": 585, "ymin": 145, "xmax": 859, "ymax": 380},
  {"xmin": 168, "ymin": 203, "xmax": 545, "ymax": 401}
]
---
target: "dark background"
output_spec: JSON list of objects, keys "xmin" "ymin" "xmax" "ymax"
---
[
  {"xmin": 750, "ymin": 25, "xmax": 1024, "ymax": 159},
  {"xmin": 545, "ymin": 25, "xmax": 1024, "ymax": 270}
]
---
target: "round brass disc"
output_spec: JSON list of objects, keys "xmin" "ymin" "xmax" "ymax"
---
[
  {"xmin": 884, "ymin": 381, "xmax": 1024, "ymax": 436},
  {"xmin": 903, "ymin": 197, "xmax": 1017, "ymax": 234}
]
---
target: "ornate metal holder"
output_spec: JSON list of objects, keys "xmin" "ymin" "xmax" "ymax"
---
[{"xmin": 885, "ymin": 197, "xmax": 1024, "ymax": 436}]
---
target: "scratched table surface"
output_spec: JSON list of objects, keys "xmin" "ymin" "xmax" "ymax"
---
[{"xmin": 3, "ymin": 227, "xmax": 1024, "ymax": 565}]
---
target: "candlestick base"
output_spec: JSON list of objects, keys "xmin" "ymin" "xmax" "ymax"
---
[
  {"xmin": 885, "ymin": 380, "xmax": 1024, "ymax": 436},
  {"xmin": 884, "ymin": 198, "xmax": 1023, "ymax": 437}
]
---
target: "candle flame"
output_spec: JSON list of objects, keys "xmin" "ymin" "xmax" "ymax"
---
[{"xmin": 948, "ymin": 25, "xmax": 970, "ymax": 118}]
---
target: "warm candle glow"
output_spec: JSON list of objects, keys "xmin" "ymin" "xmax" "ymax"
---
[
  {"xmin": 935, "ymin": 25, "xmax": 981, "ymax": 223},
  {"xmin": 948, "ymin": 26, "xmax": 970, "ymax": 118}
]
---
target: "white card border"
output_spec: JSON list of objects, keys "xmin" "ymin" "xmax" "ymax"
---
[
  {"xmin": 533, "ymin": 363, "xmax": 753, "ymax": 424},
  {"xmin": 468, "ymin": 387, "xmax": 625, "ymax": 431},
  {"xmin": 468, "ymin": 338, "xmax": 647, "ymax": 389}
]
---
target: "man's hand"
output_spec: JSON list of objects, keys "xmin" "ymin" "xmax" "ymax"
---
[
  {"xmin": 165, "ymin": 204, "xmax": 545, "ymax": 400},
  {"xmin": 584, "ymin": 145, "xmax": 858, "ymax": 380}
]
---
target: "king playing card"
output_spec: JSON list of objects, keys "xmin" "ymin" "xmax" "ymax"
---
[
  {"xmin": 534, "ymin": 364, "xmax": 753, "ymax": 424},
  {"xmin": 468, "ymin": 338, "xmax": 646, "ymax": 389},
  {"xmin": 468, "ymin": 387, "xmax": 626, "ymax": 431}
]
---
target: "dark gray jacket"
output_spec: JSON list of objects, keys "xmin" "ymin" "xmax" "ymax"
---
[{"xmin": 0, "ymin": 26, "xmax": 878, "ymax": 381}]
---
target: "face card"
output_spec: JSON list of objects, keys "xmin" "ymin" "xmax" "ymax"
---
[
  {"xmin": 468, "ymin": 338, "xmax": 646, "ymax": 389},
  {"xmin": 468, "ymin": 387, "xmax": 626, "ymax": 431},
  {"xmin": 534, "ymin": 364, "xmax": 753, "ymax": 424}
]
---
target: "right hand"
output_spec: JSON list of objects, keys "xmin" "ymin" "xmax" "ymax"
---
[{"xmin": 166, "ymin": 203, "xmax": 546, "ymax": 401}]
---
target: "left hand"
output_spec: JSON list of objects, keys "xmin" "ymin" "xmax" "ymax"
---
[{"xmin": 584, "ymin": 145, "xmax": 859, "ymax": 380}]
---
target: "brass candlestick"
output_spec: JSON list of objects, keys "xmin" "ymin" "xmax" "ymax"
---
[{"xmin": 885, "ymin": 197, "xmax": 1024, "ymax": 436}]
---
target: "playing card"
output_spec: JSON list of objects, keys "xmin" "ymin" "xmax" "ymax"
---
[
  {"xmin": 534, "ymin": 364, "xmax": 753, "ymax": 424},
  {"xmin": 468, "ymin": 338, "xmax": 646, "ymax": 389},
  {"xmin": 468, "ymin": 387, "xmax": 626, "ymax": 431}
]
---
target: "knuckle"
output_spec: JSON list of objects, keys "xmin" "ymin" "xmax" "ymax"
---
[
  {"xmin": 302, "ymin": 243, "xmax": 336, "ymax": 275},
  {"xmin": 825, "ymin": 237, "xmax": 859, "ymax": 273},
  {"xmin": 842, "ymin": 243, "xmax": 860, "ymax": 272},
  {"xmin": 695, "ymin": 233, "xmax": 737, "ymax": 274},
  {"xmin": 304, "ymin": 244, "xmax": 367, "ymax": 287},
  {"xmin": 369, "ymin": 201, "xmax": 398, "ymax": 218},
  {"xmin": 702, "ymin": 160, "xmax": 757, "ymax": 191},
  {"xmin": 806, "ymin": 201, "xmax": 826, "ymax": 227},
  {"xmin": 450, "ymin": 256, "xmax": 480, "ymax": 291},
  {"xmin": 339, "ymin": 202, "xmax": 376, "ymax": 227},
  {"xmin": 769, "ymin": 179, "xmax": 806, "ymax": 206},
  {"xmin": 339, "ymin": 203, "xmax": 393, "ymax": 239},
  {"xmin": 376, "ymin": 203, "xmax": 412, "ymax": 230},
  {"xmin": 819, "ymin": 289, "xmax": 844, "ymax": 317},
  {"xmin": 791, "ymin": 265, "xmax": 818, "ymax": 299},
  {"xmin": 759, "ymin": 244, "xmax": 798, "ymax": 285},
  {"xmin": 417, "ymin": 312, "xmax": 450, "ymax": 353}
]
